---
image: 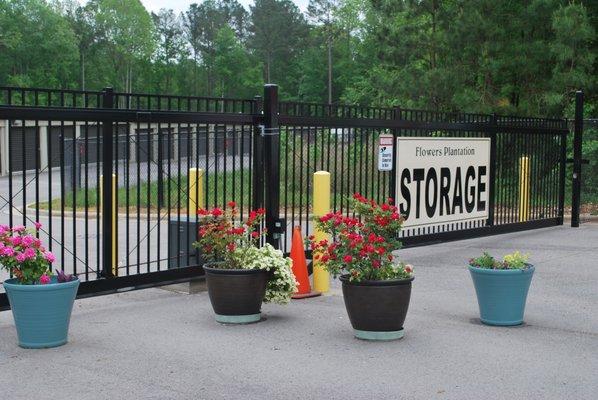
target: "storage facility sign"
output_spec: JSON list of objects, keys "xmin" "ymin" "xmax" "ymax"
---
[
  {"xmin": 378, "ymin": 134, "xmax": 394, "ymax": 171},
  {"xmin": 395, "ymin": 137, "xmax": 491, "ymax": 228}
]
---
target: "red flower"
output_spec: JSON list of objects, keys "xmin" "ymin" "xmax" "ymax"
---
[
  {"xmin": 212, "ymin": 208, "xmax": 223, "ymax": 217},
  {"xmin": 320, "ymin": 213, "xmax": 333, "ymax": 222},
  {"xmin": 226, "ymin": 243, "xmax": 236, "ymax": 252},
  {"xmin": 343, "ymin": 255, "xmax": 353, "ymax": 263},
  {"xmin": 251, "ymin": 231, "xmax": 260, "ymax": 238},
  {"xmin": 197, "ymin": 208, "xmax": 208, "ymax": 216},
  {"xmin": 227, "ymin": 201, "xmax": 237, "ymax": 208}
]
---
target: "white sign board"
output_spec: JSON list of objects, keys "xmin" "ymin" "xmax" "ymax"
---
[
  {"xmin": 378, "ymin": 134, "xmax": 394, "ymax": 171},
  {"xmin": 396, "ymin": 137, "xmax": 491, "ymax": 228}
]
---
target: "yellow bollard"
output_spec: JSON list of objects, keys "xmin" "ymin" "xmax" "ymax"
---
[
  {"xmin": 518, "ymin": 156, "xmax": 530, "ymax": 222},
  {"xmin": 100, "ymin": 174, "xmax": 118, "ymax": 276},
  {"xmin": 188, "ymin": 168, "xmax": 205, "ymax": 214},
  {"xmin": 313, "ymin": 171, "xmax": 330, "ymax": 293}
]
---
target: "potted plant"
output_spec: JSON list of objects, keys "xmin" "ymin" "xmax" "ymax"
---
[
  {"xmin": 468, "ymin": 251, "xmax": 534, "ymax": 326},
  {"xmin": 194, "ymin": 202, "xmax": 297, "ymax": 324},
  {"xmin": 0, "ymin": 223, "xmax": 79, "ymax": 348},
  {"xmin": 310, "ymin": 193, "xmax": 414, "ymax": 341}
]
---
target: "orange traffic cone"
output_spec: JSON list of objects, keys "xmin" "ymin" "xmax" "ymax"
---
[{"xmin": 290, "ymin": 226, "xmax": 321, "ymax": 299}]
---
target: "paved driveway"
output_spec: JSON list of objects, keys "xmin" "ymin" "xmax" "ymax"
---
[{"xmin": 1, "ymin": 223, "xmax": 597, "ymax": 399}]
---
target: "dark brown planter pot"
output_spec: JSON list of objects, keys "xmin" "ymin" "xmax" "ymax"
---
[
  {"xmin": 340, "ymin": 275, "xmax": 414, "ymax": 341},
  {"xmin": 203, "ymin": 263, "xmax": 268, "ymax": 324}
]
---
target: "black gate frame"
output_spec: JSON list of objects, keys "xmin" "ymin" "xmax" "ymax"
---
[{"xmin": 0, "ymin": 84, "xmax": 572, "ymax": 309}]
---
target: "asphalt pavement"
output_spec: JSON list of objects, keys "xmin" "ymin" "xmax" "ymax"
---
[{"xmin": 1, "ymin": 223, "xmax": 597, "ymax": 400}]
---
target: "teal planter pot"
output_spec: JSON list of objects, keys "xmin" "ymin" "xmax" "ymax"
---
[
  {"xmin": 3, "ymin": 276, "xmax": 80, "ymax": 348},
  {"xmin": 468, "ymin": 265, "xmax": 534, "ymax": 326}
]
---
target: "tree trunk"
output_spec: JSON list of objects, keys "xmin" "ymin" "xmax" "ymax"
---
[
  {"xmin": 80, "ymin": 51, "xmax": 86, "ymax": 90},
  {"xmin": 327, "ymin": 39, "xmax": 333, "ymax": 104}
]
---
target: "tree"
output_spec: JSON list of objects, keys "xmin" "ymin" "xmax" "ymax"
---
[
  {"xmin": 213, "ymin": 26, "xmax": 262, "ymax": 98},
  {"xmin": 63, "ymin": 1, "xmax": 98, "ymax": 90},
  {"xmin": 248, "ymin": 0, "xmax": 309, "ymax": 92},
  {"xmin": 152, "ymin": 9, "xmax": 187, "ymax": 94},
  {"xmin": 0, "ymin": 0, "xmax": 78, "ymax": 88},
  {"xmin": 89, "ymin": 0, "xmax": 155, "ymax": 93},
  {"xmin": 307, "ymin": 0, "xmax": 340, "ymax": 104},
  {"xmin": 547, "ymin": 2, "xmax": 596, "ymax": 115},
  {"xmin": 183, "ymin": 0, "xmax": 248, "ymax": 96}
]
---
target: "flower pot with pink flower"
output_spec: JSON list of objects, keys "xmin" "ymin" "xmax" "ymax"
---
[
  {"xmin": 310, "ymin": 194, "xmax": 414, "ymax": 341},
  {"xmin": 1, "ymin": 223, "xmax": 79, "ymax": 348},
  {"xmin": 194, "ymin": 202, "xmax": 297, "ymax": 324}
]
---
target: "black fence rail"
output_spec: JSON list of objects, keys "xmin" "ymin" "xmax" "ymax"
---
[
  {"xmin": 0, "ymin": 89, "xmax": 259, "ymax": 309},
  {"xmin": 276, "ymin": 98, "xmax": 568, "ymax": 252},
  {"xmin": 0, "ymin": 84, "xmax": 571, "ymax": 309}
]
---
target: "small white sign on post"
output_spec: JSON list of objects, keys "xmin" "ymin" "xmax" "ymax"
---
[{"xmin": 378, "ymin": 134, "xmax": 394, "ymax": 171}]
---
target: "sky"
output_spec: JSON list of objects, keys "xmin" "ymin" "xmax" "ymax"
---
[{"xmin": 140, "ymin": 0, "xmax": 310, "ymax": 13}]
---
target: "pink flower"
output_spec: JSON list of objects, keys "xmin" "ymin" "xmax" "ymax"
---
[
  {"xmin": 12, "ymin": 225, "xmax": 26, "ymax": 232},
  {"xmin": 34, "ymin": 222, "xmax": 42, "ymax": 230},
  {"xmin": 11, "ymin": 236, "xmax": 22, "ymax": 246},
  {"xmin": 15, "ymin": 252, "xmax": 26, "ymax": 263},
  {"xmin": 404, "ymin": 264, "xmax": 414, "ymax": 274},
  {"xmin": 2, "ymin": 247, "xmax": 15, "ymax": 257},
  {"xmin": 44, "ymin": 251, "xmax": 56, "ymax": 263},
  {"xmin": 39, "ymin": 274, "xmax": 51, "ymax": 285},
  {"xmin": 23, "ymin": 247, "xmax": 36, "ymax": 259},
  {"xmin": 21, "ymin": 235, "xmax": 34, "ymax": 247},
  {"xmin": 0, "ymin": 225, "xmax": 9, "ymax": 235}
]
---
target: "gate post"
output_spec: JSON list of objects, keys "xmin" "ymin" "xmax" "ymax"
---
[
  {"xmin": 263, "ymin": 84, "xmax": 282, "ymax": 248},
  {"xmin": 389, "ymin": 106, "xmax": 401, "ymax": 202},
  {"xmin": 101, "ymin": 87, "xmax": 115, "ymax": 278},
  {"xmin": 571, "ymin": 90, "xmax": 583, "ymax": 227},
  {"xmin": 252, "ymin": 95, "xmax": 264, "ymax": 211},
  {"xmin": 487, "ymin": 114, "xmax": 497, "ymax": 226}
]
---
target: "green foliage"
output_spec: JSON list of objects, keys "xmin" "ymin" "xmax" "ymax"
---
[
  {"xmin": 503, "ymin": 251, "xmax": 530, "ymax": 269},
  {"xmin": 0, "ymin": 0, "xmax": 595, "ymax": 118},
  {"xmin": 469, "ymin": 251, "xmax": 531, "ymax": 270},
  {"xmin": 468, "ymin": 252, "xmax": 500, "ymax": 269}
]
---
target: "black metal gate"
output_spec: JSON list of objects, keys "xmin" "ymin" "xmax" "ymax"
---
[{"xmin": 0, "ymin": 84, "xmax": 571, "ymax": 309}]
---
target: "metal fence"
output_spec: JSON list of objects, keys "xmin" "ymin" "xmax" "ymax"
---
[
  {"xmin": 0, "ymin": 84, "xmax": 571, "ymax": 309},
  {"xmin": 275, "ymin": 98, "xmax": 569, "ymax": 252}
]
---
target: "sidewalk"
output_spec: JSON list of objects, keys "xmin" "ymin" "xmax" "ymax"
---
[{"xmin": 1, "ymin": 224, "xmax": 597, "ymax": 400}]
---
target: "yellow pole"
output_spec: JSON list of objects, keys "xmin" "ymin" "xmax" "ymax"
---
[
  {"xmin": 313, "ymin": 171, "xmax": 330, "ymax": 293},
  {"xmin": 519, "ymin": 156, "xmax": 530, "ymax": 222},
  {"xmin": 100, "ymin": 174, "xmax": 118, "ymax": 276},
  {"xmin": 188, "ymin": 168, "xmax": 205, "ymax": 214}
]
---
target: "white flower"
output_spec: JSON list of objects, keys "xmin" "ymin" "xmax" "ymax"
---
[{"xmin": 234, "ymin": 244, "xmax": 298, "ymax": 304}]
